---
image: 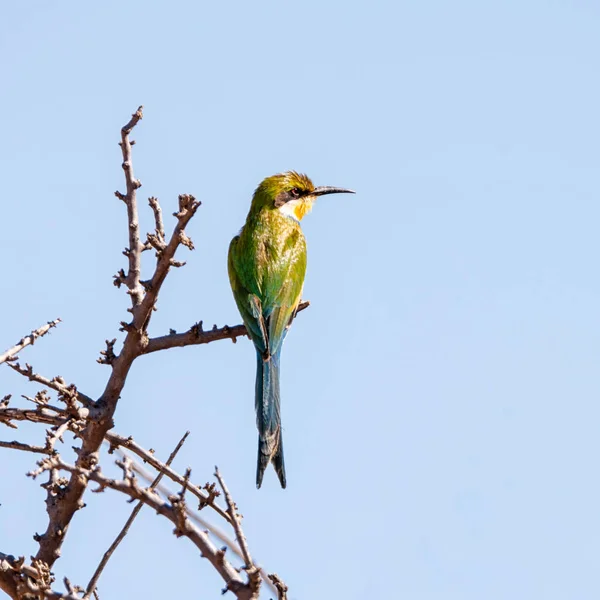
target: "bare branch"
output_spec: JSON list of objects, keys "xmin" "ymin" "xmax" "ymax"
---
[
  {"xmin": 96, "ymin": 339, "xmax": 117, "ymax": 366},
  {"xmin": 144, "ymin": 300, "xmax": 310, "ymax": 354},
  {"xmin": 6, "ymin": 362, "xmax": 94, "ymax": 408},
  {"xmin": 121, "ymin": 452, "xmax": 279, "ymax": 596},
  {"xmin": 146, "ymin": 196, "xmax": 166, "ymax": 253},
  {"xmin": 0, "ymin": 410, "xmax": 230, "ymax": 530},
  {"xmin": 104, "ymin": 431, "xmax": 231, "ymax": 524},
  {"xmin": 0, "ymin": 404, "xmax": 66, "ymax": 430},
  {"xmin": 0, "ymin": 440, "xmax": 52, "ymax": 455},
  {"xmin": 149, "ymin": 196, "xmax": 165, "ymax": 240},
  {"xmin": 134, "ymin": 193, "xmax": 200, "ymax": 326},
  {"xmin": 45, "ymin": 420, "xmax": 72, "ymax": 454},
  {"xmin": 0, "ymin": 553, "xmax": 58, "ymax": 600},
  {"xmin": 83, "ymin": 432, "xmax": 190, "ymax": 599},
  {"xmin": 214, "ymin": 469, "xmax": 253, "ymax": 569},
  {"xmin": 0, "ymin": 319, "xmax": 61, "ymax": 365},
  {"xmin": 268, "ymin": 573, "xmax": 289, "ymax": 600},
  {"xmin": 0, "ymin": 552, "xmax": 19, "ymax": 599},
  {"xmin": 30, "ymin": 457, "xmax": 257, "ymax": 600},
  {"xmin": 0, "ymin": 107, "xmax": 285, "ymax": 600},
  {"xmin": 127, "ymin": 456, "xmax": 240, "ymax": 550},
  {"xmin": 215, "ymin": 467, "xmax": 261, "ymax": 597},
  {"xmin": 115, "ymin": 105, "xmax": 145, "ymax": 307},
  {"xmin": 27, "ymin": 107, "xmax": 202, "ymax": 568}
]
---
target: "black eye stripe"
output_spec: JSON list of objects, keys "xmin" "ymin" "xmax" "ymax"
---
[{"xmin": 274, "ymin": 188, "xmax": 305, "ymax": 208}]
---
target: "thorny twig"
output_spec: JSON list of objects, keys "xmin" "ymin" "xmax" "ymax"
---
[
  {"xmin": 0, "ymin": 319, "xmax": 61, "ymax": 365},
  {"xmin": 121, "ymin": 451, "xmax": 239, "ymax": 547},
  {"xmin": 28, "ymin": 456, "xmax": 259, "ymax": 600},
  {"xmin": 134, "ymin": 460, "xmax": 278, "ymax": 594},
  {"xmin": 268, "ymin": 574, "xmax": 289, "ymax": 600},
  {"xmin": 1, "ymin": 419, "xmax": 278, "ymax": 596},
  {"xmin": 113, "ymin": 446, "xmax": 279, "ymax": 596},
  {"xmin": 215, "ymin": 467, "xmax": 262, "ymax": 597},
  {"xmin": 215, "ymin": 470, "xmax": 256, "ymax": 570},
  {"xmin": 0, "ymin": 440, "xmax": 52, "ymax": 455},
  {"xmin": 0, "ymin": 552, "xmax": 89, "ymax": 600},
  {"xmin": 104, "ymin": 432, "xmax": 231, "ymax": 523},
  {"xmin": 0, "ymin": 403, "xmax": 66, "ymax": 431},
  {"xmin": 116, "ymin": 450, "xmax": 279, "ymax": 597},
  {"xmin": 6, "ymin": 362, "xmax": 94, "ymax": 408},
  {"xmin": 83, "ymin": 432, "xmax": 190, "ymax": 599},
  {"xmin": 146, "ymin": 196, "xmax": 166, "ymax": 253},
  {"xmin": 115, "ymin": 105, "xmax": 144, "ymax": 306},
  {"xmin": 0, "ymin": 404, "xmax": 231, "ymax": 524}
]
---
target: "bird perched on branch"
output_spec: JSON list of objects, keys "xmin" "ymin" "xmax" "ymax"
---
[{"xmin": 228, "ymin": 171, "xmax": 354, "ymax": 488}]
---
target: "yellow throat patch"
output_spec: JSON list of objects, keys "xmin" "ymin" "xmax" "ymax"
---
[{"xmin": 279, "ymin": 197, "xmax": 315, "ymax": 221}]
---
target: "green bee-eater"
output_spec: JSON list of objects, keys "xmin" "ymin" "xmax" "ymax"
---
[{"xmin": 228, "ymin": 171, "xmax": 354, "ymax": 488}]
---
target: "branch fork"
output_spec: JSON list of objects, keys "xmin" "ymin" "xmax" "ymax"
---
[{"xmin": 0, "ymin": 106, "xmax": 289, "ymax": 600}]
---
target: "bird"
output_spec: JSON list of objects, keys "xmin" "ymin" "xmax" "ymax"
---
[{"xmin": 228, "ymin": 171, "xmax": 354, "ymax": 488}]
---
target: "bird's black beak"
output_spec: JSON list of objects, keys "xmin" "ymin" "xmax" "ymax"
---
[{"xmin": 312, "ymin": 186, "xmax": 356, "ymax": 197}]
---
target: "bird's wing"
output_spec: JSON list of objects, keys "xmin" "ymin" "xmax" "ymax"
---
[
  {"xmin": 266, "ymin": 297, "xmax": 300, "ymax": 356},
  {"xmin": 264, "ymin": 237, "xmax": 306, "ymax": 355},
  {"xmin": 228, "ymin": 226, "xmax": 306, "ymax": 356},
  {"xmin": 228, "ymin": 235, "xmax": 269, "ymax": 354}
]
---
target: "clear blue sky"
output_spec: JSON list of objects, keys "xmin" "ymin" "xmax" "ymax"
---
[{"xmin": 1, "ymin": 1, "xmax": 599, "ymax": 598}]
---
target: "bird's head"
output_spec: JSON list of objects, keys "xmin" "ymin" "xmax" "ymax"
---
[{"xmin": 250, "ymin": 171, "xmax": 355, "ymax": 221}]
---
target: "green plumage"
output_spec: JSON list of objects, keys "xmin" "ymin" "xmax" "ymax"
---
[
  {"xmin": 228, "ymin": 171, "xmax": 354, "ymax": 488},
  {"xmin": 228, "ymin": 208, "xmax": 306, "ymax": 354},
  {"xmin": 228, "ymin": 173, "xmax": 309, "ymax": 488}
]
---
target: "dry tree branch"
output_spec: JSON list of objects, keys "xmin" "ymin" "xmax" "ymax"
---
[
  {"xmin": 0, "ymin": 404, "xmax": 66, "ymax": 430},
  {"xmin": 104, "ymin": 432, "xmax": 231, "ymax": 523},
  {"xmin": 45, "ymin": 421, "xmax": 72, "ymax": 455},
  {"xmin": 0, "ymin": 319, "xmax": 61, "ymax": 365},
  {"xmin": 83, "ymin": 432, "xmax": 190, "ymax": 600},
  {"xmin": 0, "ymin": 402, "xmax": 232, "ymax": 525},
  {"xmin": 0, "ymin": 410, "xmax": 263, "ymax": 595},
  {"xmin": 6, "ymin": 362, "xmax": 94, "ymax": 408},
  {"xmin": 144, "ymin": 300, "xmax": 310, "ymax": 354},
  {"xmin": 0, "ymin": 551, "xmax": 86, "ymax": 600},
  {"xmin": 0, "ymin": 440, "xmax": 51, "ymax": 455},
  {"xmin": 215, "ymin": 468, "xmax": 261, "ymax": 597},
  {"xmin": 0, "ymin": 403, "xmax": 231, "ymax": 526},
  {"xmin": 107, "ymin": 444, "xmax": 281, "ymax": 598},
  {"xmin": 0, "ymin": 553, "xmax": 18, "ymax": 599},
  {"xmin": 29, "ymin": 456, "xmax": 259, "ymax": 600},
  {"xmin": 28, "ymin": 106, "xmax": 200, "ymax": 569},
  {"xmin": 136, "ymin": 193, "xmax": 199, "ymax": 304},
  {"xmin": 0, "ymin": 554, "xmax": 57, "ymax": 600},
  {"xmin": 267, "ymin": 574, "xmax": 289, "ymax": 600},
  {"xmin": 146, "ymin": 196, "xmax": 165, "ymax": 253},
  {"xmin": 214, "ymin": 469, "xmax": 254, "ymax": 570},
  {"xmin": 0, "ymin": 107, "xmax": 289, "ymax": 599},
  {"xmin": 124, "ymin": 454, "xmax": 240, "ymax": 547},
  {"xmin": 114, "ymin": 105, "xmax": 145, "ymax": 306}
]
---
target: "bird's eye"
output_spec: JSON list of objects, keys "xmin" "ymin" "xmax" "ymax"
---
[{"xmin": 290, "ymin": 188, "xmax": 301, "ymax": 198}]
